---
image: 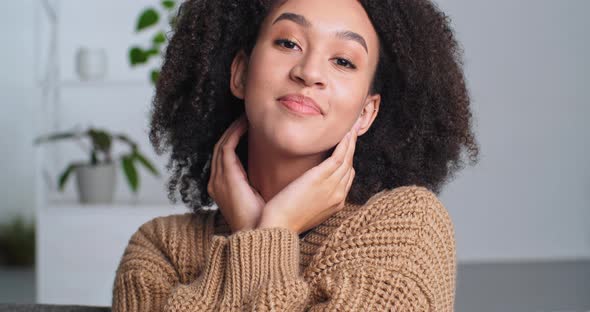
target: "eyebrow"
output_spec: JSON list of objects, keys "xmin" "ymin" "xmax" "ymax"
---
[{"xmin": 272, "ymin": 12, "xmax": 369, "ymax": 54}]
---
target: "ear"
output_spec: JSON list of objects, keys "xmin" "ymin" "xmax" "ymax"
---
[
  {"xmin": 355, "ymin": 93, "xmax": 381, "ymax": 136},
  {"xmin": 230, "ymin": 50, "xmax": 249, "ymax": 99}
]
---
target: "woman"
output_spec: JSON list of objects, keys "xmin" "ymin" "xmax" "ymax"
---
[{"xmin": 112, "ymin": 0, "xmax": 479, "ymax": 310}]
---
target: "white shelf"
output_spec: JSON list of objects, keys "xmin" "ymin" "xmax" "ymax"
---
[
  {"xmin": 37, "ymin": 202, "xmax": 189, "ymax": 306},
  {"xmin": 45, "ymin": 200, "xmax": 188, "ymax": 215},
  {"xmin": 46, "ymin": 79, "xmax": 151, "ymax": 88}
]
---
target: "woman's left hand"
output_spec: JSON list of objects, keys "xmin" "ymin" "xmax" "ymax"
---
[{"xmin": 257, "ymin": 125, "xmax": 359, "ymax": 234}]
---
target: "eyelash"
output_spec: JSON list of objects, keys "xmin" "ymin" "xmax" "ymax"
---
[{"xmin": 274, "ymin": 38, "xmax": 357, "ymax": 70}]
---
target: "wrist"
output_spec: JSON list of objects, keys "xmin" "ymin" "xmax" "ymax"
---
[
  {"xmin": 226, "ymin": 216, "xmax": 256, "ymax": 234},
  {"xmin": 231, "ymin": 224, "xmax": 255, "ymax": 233},
  {"xmin": 257, "ymin": 209, "xmax": 297, "ymax": 233}
]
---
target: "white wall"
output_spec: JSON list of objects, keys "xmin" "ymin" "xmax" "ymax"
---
[{"xmin": 0, "ymin": 0, "xmax": 588, "ymax": 263}]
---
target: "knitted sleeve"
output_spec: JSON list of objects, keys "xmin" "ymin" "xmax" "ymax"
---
[
  {"xmin": 112, "ymin": 213, "xmax": 213, "ymax": 311},
  {"xmin": 112, "ymin": 187, "xmax": 456, "ymax": 311},
  {"xmin": 164, "ymin": 228, "xmax": 310, "ymax": 311},
  {"xmin": 112, "ymin": 214, "xmax": 308, "ymax": 311}
]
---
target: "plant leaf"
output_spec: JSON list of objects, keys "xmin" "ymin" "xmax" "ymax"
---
[
  {"xmin": 34, "ymin": 131, "xmax": 78, "ymax": 145},
  {"xmin": 136, "ymin": 8, "xmax": 159, "ymax": 32},
  {"xmin": 161, "ymin": 0, "xmax": 175, "ymax": 10},
  {"xmin": 152, "ymin": 31, "xmax": 166, "ymax": 45},
  {"xmin": 91, "ymin": 150, "xmax": 98, "ymax": 165},
  {"xmin": 169, "ymin": 15, "xmax": 179, "ymax": 30},
  {"xmin": 122, "ymin": 155, "xmax": 139, "ymax": 193},
  {"xmin": 88, "ymin": 129, "xmax": 111, "ymax": 153},
  {"xmin": 58, "ymin": 164, "xmax": 77, "ymax": 191},
  {"xmin": 114, "ymin": 134, "xmax": 137, "ymax": 149},
  {"xmin": 133, "ymin": 151, "xmax": 160, "ymax": 176},
  {"xmin": 129, "ymin": 47, "xmax": 148, "ymax": 66},
  {"xmin": 150, "ymin": 70, "xmax": 160, "ymax": 84},
  {"xmin": 145, "ymin": 48, "xmax": 160, "ymax": 57}
]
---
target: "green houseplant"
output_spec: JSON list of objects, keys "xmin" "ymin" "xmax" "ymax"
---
[
  {"xmin": 0, "ymin": 215, "xmax": 35, "ymax": 267},
  {"xmin": 34, "ymin": 127, "xmax": 160, "ymax": 203},
  {"xmin": 128, "ymin": 0, "xmax": 179, "ymax": 84}
]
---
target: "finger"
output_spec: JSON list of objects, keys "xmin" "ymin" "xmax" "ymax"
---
[
  {"xmin": 209, "ymin": 149, "xmax": 217, "ymax": 194},
  {"xmin": 317, "ymin": 130, "xmax": 351, "ymax": 177},
  {"xmin": 223, "ymin": 115, "xmax": 248, "ymax": 150},
  {"xmin": 251, "ymin": 186, "xmax": 266, "ymax": 205},
  {"xmin": 227, "ymin": 151, "xmax": 248, "ymax": 180},
  {"xmin": 217, "ymin": 114, "xmax": 246, "ymax": 151},
  {"xmin": 335, "ymin": 166, "xmax": 354, "ymax": 203},
  {"xmin": 210, "ymin": 133, "xmax": 222, "ymax": 186},
  {"xmin": 326, "ymin": 167, "xmax": 354, "ymax": 216},
  {"xmin": 213, "ymin": 128, "xmax": 228, "ymax": 181},
  {"xmin": 344, "ymin": 167, "xmax": 355, "ymax": 195},
  {"xmin": 308, "ymin": 192, "xmax": 347, "ymax": 231},
  {"xmin": 332, "ymin": 128, "xmax": 357, "ymax": 181},
  {"xmin": 221, "ymin": 117, "xmax": 248, "ymax": 178},
  {"xmin": 215, "ymin": 115, "xmax": 247, "ymax": 178}
]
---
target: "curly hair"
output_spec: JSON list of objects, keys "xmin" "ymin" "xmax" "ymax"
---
[{"xmin": 149, "ymin": 0, "xmax": 479, "ymax": 213}]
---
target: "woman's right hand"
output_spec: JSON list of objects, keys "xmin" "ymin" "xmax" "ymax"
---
[{"xmin": 207, "ymin": 114, "xmax": 265, "ymax": 233}]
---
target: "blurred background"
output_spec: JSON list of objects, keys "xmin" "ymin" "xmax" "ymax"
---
[{"xmin": 0, "ymin": 0, "xmax": 588, "ymax": 311}]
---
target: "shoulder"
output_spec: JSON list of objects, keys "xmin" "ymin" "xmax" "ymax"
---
[
  {"xmin": 359, "ymin": 185, "xmax": 453, "ymax": 233},
  {"xmin": 325, "ymin": 185, "xmax": 455, "ymax": 255},
  {"xmin": 324, "ymin": 185, "xmax": 456, "ymax": 279},
  {"xmin": 365, "ymin": 185, "xmax": 447, "ymax": 215},
  {"xmin": 374, "ymin": 185, "xmax": 455, "ymax": 248}
]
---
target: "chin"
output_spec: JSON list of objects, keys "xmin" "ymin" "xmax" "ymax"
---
[
  {"xmin": 246, "ymin": 105, "xmax": 333, "ymax": 156},
  {"xmin": 272, "ymin": 125, "xmax": 337, "ymax": 158}
]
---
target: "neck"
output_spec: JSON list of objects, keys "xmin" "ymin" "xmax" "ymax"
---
[{"xmin": 246, "ymin": 130, "xmax": 328, "ymax": 203}]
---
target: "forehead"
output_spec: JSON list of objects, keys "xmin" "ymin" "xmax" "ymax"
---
[{"xmin": 263, "ymin": 0, "xmax": 380, "ymax": 54}]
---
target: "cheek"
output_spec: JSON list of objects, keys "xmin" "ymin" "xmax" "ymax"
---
[
  {"xmin": 325, "ymin": 81, "xmax": 367, "ymax": 139},
  {"xmin": 244, "ymin": 48, "xmax": 290, "ymax": 95},
  {"xmin": 330, "ymin": 80, "xmax": 365, "ymax": 119}
]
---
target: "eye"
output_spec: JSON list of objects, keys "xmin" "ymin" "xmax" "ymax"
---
[
  {"xmin": 274, "ymin": 38, "xmax": 301, "ymax": 51},
  {"xmin": 334, "ymin": 58, "xmax": 357, "ymax": 69}
]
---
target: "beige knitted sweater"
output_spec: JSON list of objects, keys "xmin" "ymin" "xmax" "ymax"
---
[{"xmin": 112, "ymin": 185, "xmax": 456, "ymax": 311}]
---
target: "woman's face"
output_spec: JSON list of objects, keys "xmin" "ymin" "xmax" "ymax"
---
[{"xmin": 230, "ymin": 0, "xmax": 381, "ymax": 156}]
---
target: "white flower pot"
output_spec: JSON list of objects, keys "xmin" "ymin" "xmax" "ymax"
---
[
  {"xmin": 75, "ymin": 47, "xmax": 107, "ymax": 81},
  {"xmin": 75, "ymin": 162, "xmax": 116, "ymax": 204}
]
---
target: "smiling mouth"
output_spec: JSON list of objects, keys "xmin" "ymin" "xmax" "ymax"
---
[
  {"xmin": 278, "ymin": 98, "xmax": 322, "ymax": 116},
  {"xmin": 277, "ymin": 94, "xmax": 323, "ymax": 117}
]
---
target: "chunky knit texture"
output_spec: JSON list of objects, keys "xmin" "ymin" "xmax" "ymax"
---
[{"xmin": 112, "ymin": 185, "xmax": 456, "ymax": 311}]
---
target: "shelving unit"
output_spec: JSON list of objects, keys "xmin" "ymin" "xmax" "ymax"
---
[
  {"xmin": 37, "ymin": 203, "xmax": 188, "ymax": 306},
  {"xmin": 33, "ymin": 0, "xmax": 185, "ymax": 306},
  {"xmin": 55, "ymin": 80, "xmax": 150, "ymax": 88}
]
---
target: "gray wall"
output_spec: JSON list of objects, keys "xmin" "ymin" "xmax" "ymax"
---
[
  {"xmin": 0, "ymin": 0, "xmax": 37, "ymax": 221},
  {"xmin": 436, "ymin": 0, "xmax": 590, "ymax": 262}
]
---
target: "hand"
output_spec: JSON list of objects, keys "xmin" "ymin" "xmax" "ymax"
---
[
  {"xmin": 257, "ymin": 123, "xmax": 360, "ymax": 234},
  {"xmin": 208, "ymin": 114, "xmax": 265, "ymax": 233}
]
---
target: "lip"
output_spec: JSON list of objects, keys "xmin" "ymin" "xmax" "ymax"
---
[{"xmin": 278, "ymin": 94, "xmax": 323, "ymax": 116}]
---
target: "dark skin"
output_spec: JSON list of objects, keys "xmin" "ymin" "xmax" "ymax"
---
[
  {"xmin": 208, "ymin": 115, "xmax": 360, "ymax": 233},
  {"xmin": 208, "ymin": 0, "xmax": 381, "ymax": 233}
]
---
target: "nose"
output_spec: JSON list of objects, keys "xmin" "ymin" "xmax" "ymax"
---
[{"xmin": 289, "ymin": 53, "xmax": 327, "ymax": 89}]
